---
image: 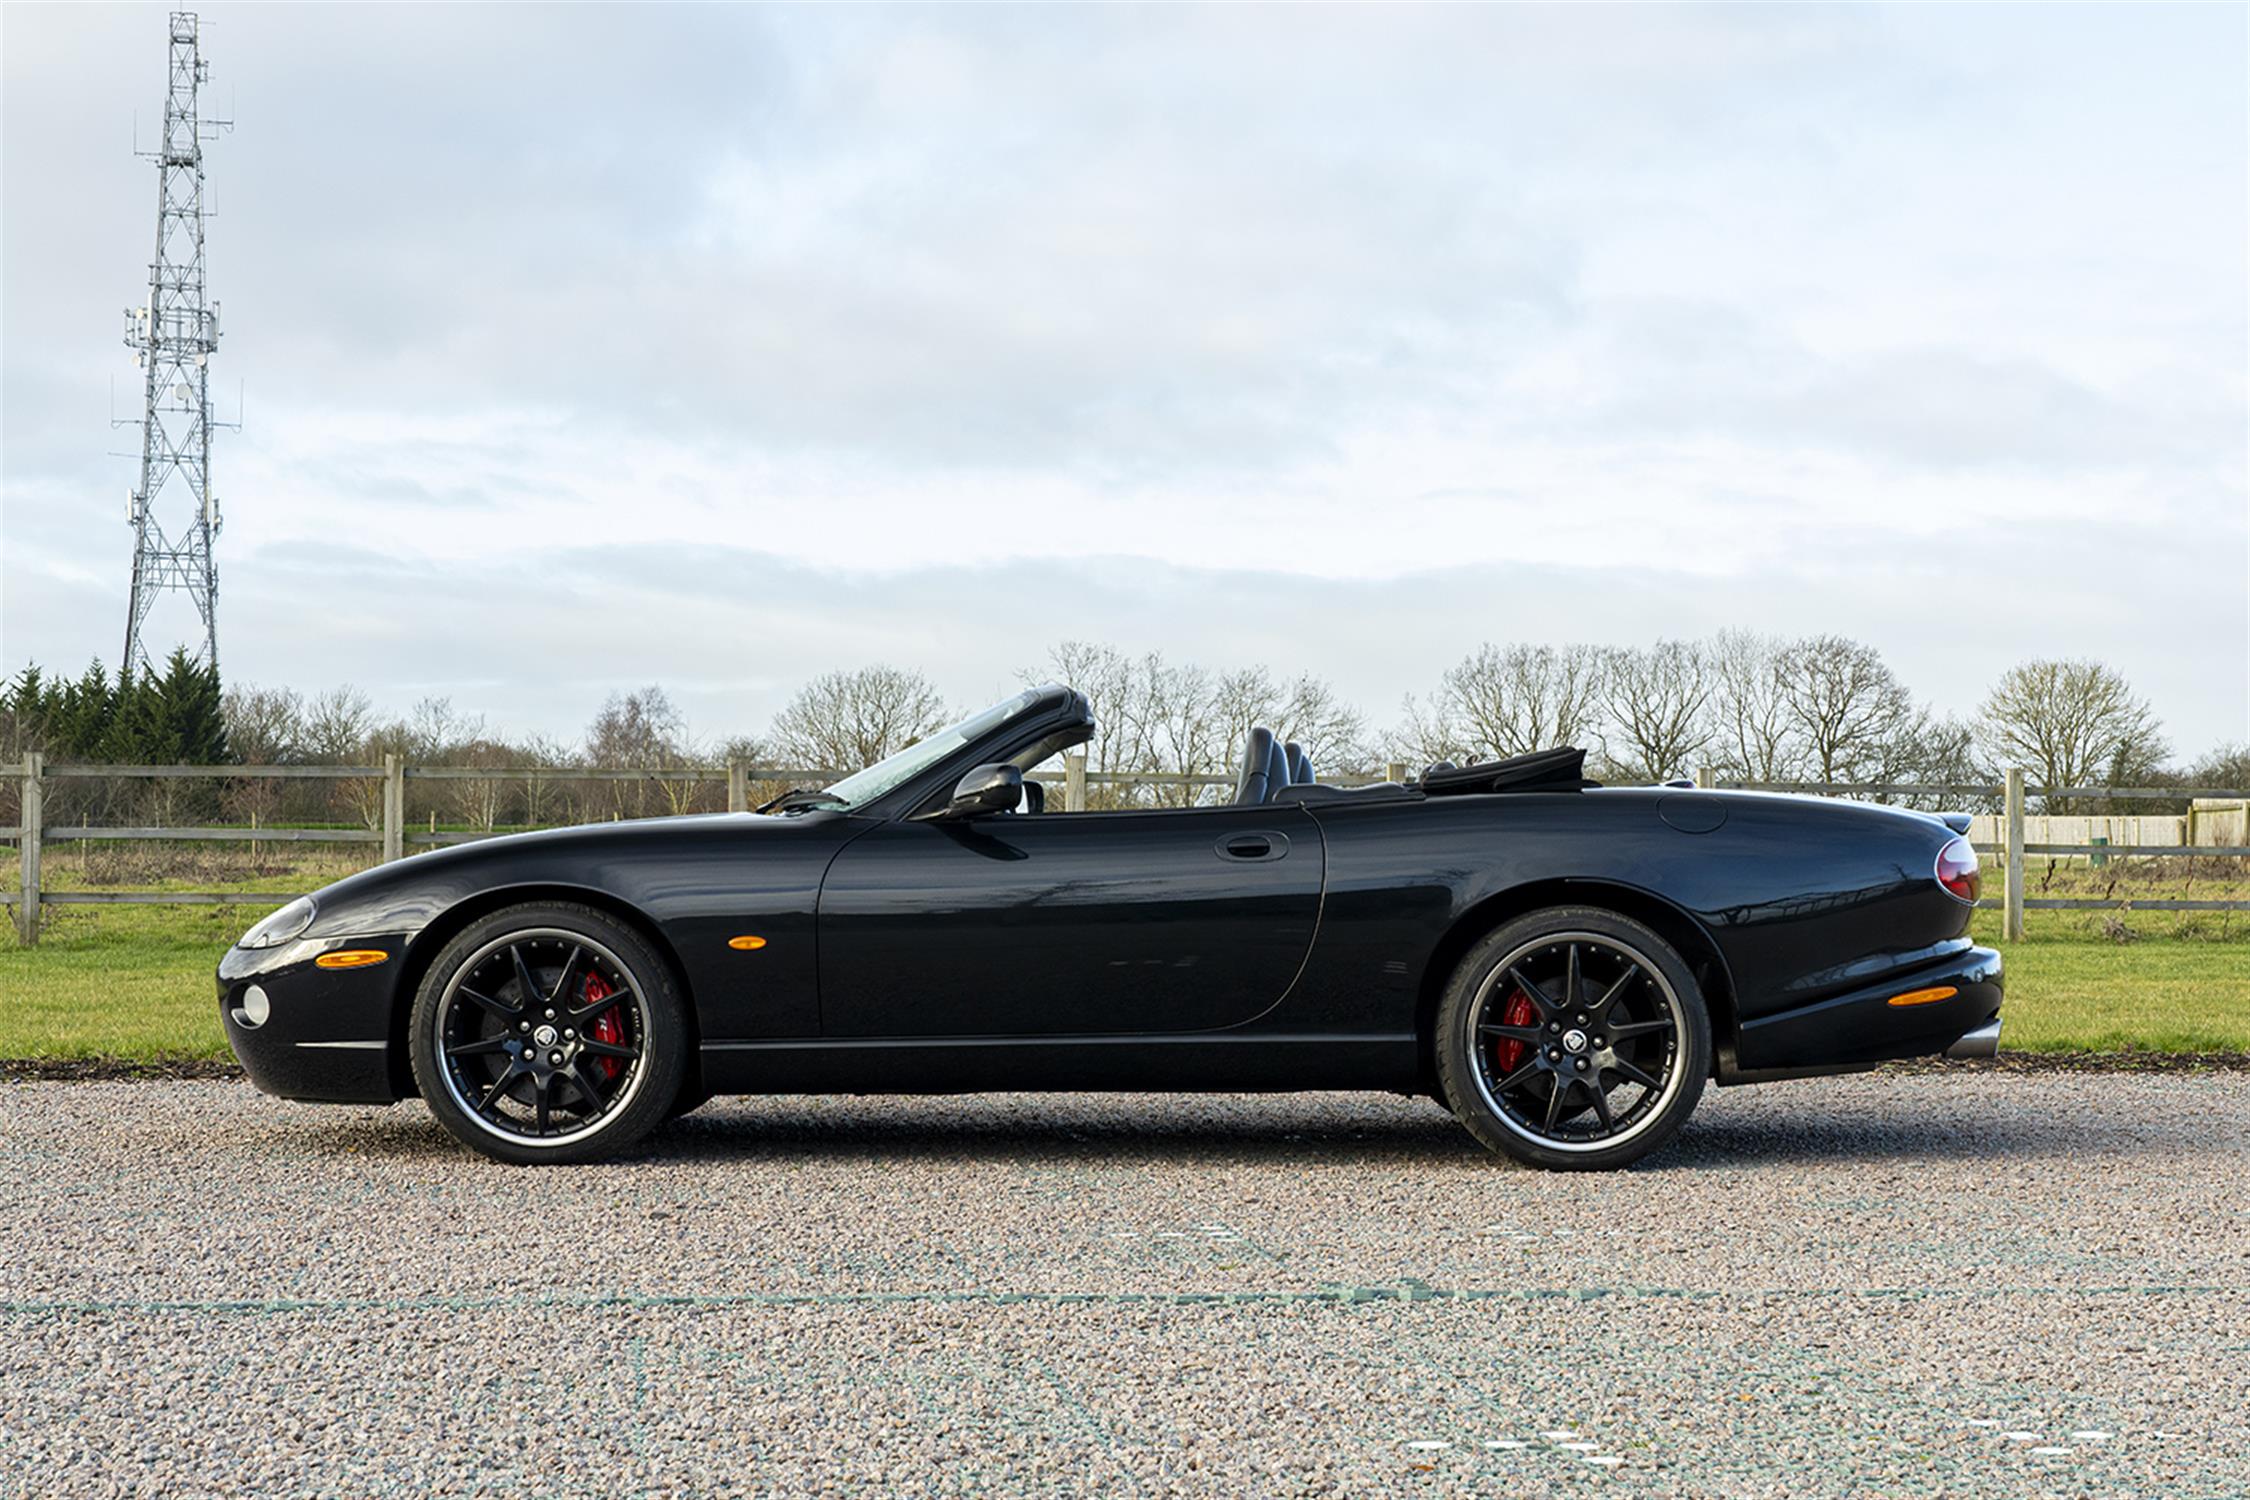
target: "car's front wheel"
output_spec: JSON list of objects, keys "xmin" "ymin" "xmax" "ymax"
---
[
  {"xmin": 408, "ymin": 902, "xmax": 687, "ymax": 1165},
  {"xmin": 1434, "ymin": 907, "xmax": 1711, "ymax": 1171}
]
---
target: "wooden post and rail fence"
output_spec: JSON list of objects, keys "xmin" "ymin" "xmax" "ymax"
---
[{"xmin": 3, "ymin": 755, "xmax": 2246, "ymax": 945}]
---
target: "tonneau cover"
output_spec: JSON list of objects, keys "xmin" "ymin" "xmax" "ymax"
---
[{"xmin": 1420, "ymin": 746, "xmax": 1597, "ymax": 796}]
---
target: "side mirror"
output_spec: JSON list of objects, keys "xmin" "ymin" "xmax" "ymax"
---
[{"xmin": 933, "ymin": 763, "xmax": 1023, "ymax": 820}]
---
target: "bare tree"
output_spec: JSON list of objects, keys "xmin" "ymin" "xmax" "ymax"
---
[
  {"xmin": 587, "ymin": 685, "xmax": 692, "ymax": 819},
  {"xmin": 770, "ymin": 666, "xmax": 949, "ymax": 774},
  {"xmin": 1884, "ymin": 712, "xmax": 1986, "ymax": 809},
  {"xmin": 1028, "ymin": 642, "xmax": 1165, "ymax": 803},
  {"xmin": 1774, "ymin": 635, "xmax": 1917, "ymax": 785},
  {"xmin": 1141, "ymin": 660, "xmax": 1224, "ymax": 807},
  {"xmin": 1977, "ymin": 659, "xmax": 2167, "ymax": 812},
  {"xmin": 1433, "ymin": 643, "xmax": 1607, "ymax": 761},
  {"xmin": 1267, "ymin": 671, "xmax": 1372, "ymax": 779},
  {"xmin": 221, "ymin": 684, "xmax": 304, "ymax": 764},
  {"xmin": 1600, "ymin": 640, "xmax": 1713, "ymax": 783},
  {"xmin": 303, "ymin": 686, "xmax": 373, "ymax": 761},
  {"xmin": 1387, "ymin": 692, "xmax": 1473, "ymax": 773},
  {"xmin": 587, "ymin": 686, "xmax": 681, "ymax": 765},
  {"xmin": 1708, "ymin": 630, "xmax": 1799, "ymax": 782},
  {"xmin": 404, "ymin": 696, "xmax": 483, "ymax": 761},
  {"xmin": 2193, "ymin": 744, "xmax": 2250, "ymax": 791},
  {"xmin": 446, "ymin": 737, "xmax": 517, "ymax": 834},
  {"xmin": 220, "ymin": 684, "xmax": 305, "ymax": 827},
  {"xmin": 514, "ymin": 733, "xmax": 576, "ymax": 829},
  {"xmin": 301, "ymin": 686, "xmax": 379, "ymax": 830},
  {"xmin": 1023, "ymin": 645, "xmax": 1369, "ymax": 806}
]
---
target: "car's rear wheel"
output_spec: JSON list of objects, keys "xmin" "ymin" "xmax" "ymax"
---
[
  {"xmin": 1435, "ymin": 907, "xmax": 1710, "ymax": 1171},
  {"xmin": 408, "ymin": 902, "xmax": 687, "ymax": 1165}
]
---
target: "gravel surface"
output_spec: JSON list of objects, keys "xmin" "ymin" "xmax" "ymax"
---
[{"xmin": 2, "ymin": 1073, "xmax": 2246, "ymax": 1497}]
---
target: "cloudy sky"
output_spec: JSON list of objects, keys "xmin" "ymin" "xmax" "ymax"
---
[{"xmin": 4, "ymin": 4, "xmax": 2244, "ymax": 755}]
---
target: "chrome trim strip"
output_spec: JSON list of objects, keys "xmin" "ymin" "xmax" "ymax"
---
[
  {"xmin": 701, "ymin": 1032, "xmax": 1408, "ymax": 1052},
  {"xmin": 294, "ymin": 1039, "xmax": 389, "ymax": 1050},
  {"xmin": 1944, "ymin": 1017, "xmax": 2003, "ymax": 1060}
]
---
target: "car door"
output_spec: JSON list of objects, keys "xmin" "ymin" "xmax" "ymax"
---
[{"xmin": 816, "ymin": 804, "xmax": 1324, "ymax": 1037}]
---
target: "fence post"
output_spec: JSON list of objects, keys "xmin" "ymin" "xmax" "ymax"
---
[
  {"xmin": 1694, "ymin": 766, "xmax": 1715, "ymax": 790},
  {"xmin": 1385, "ymin": 761, "xmax": 1407, "ymax": 785},
  {"xmin": 727, "ymin": 760, "xmax": 749, "ymax": 815},
  {"xmin": 382, "ymin": 754, "xmax": 405, "ymax": 863},
  {"xmin": 1064, "ymin": 753, "xmax": 1088, "ymax": 813},
  {"xmin": 2004, "ymin": 766, "xmax": 2026, "ymax": 943},
  {"xmin": 16, "ymin": 752, "xmax": 42, "ymax": 946}
]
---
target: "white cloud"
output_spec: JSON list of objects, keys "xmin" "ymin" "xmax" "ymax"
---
[{"xmin": 3, "ymin": 3, "xmax": 2243, "ymax": 751}]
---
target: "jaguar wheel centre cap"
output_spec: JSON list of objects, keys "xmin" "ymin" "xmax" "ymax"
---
[
  {"xmin": 533, "ymin": 1024, "xmax": 559, "ymax": 1048},
  {"xmin": 1562, "ymin": 1028, "xmax": 1589, "ymax": 1054}
]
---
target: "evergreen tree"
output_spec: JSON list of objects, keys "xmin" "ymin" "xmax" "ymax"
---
[
  {"xmin": 165, "ymin": 650, "xmax": 230, "ymax": 764},
  {"xmin": 112, "ymin": 649, "xmax": 229, "ymax": 765},
  {"xmin": 56, "ymin": 660, "xmax": 119, "ymax": 759},
  {"xmin": 0, "ymin": 665, "xmax": 49, "ymax": 759}
]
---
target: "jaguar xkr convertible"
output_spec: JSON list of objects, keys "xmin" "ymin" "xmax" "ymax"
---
[{"xmin": 220, "ymin": 684, "xmax": 2002, "ymax": 1170}]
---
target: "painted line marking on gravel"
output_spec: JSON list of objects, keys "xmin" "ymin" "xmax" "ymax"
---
[
  {"xmin": 2, "ymin": 1279, "xmax": 2239, "ymax": 1321},
  {"xmin": 1963, "ymin": 1417, "xmax": 2142, "ymax": 1462},
  {"xmin": 1404, "ymin": 1433, "xmax": 1622, "ymax": 1467}
]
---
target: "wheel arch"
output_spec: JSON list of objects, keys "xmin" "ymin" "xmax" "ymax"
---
[
  {"xmin": 1414, "ymin": 878, "xmax": 1737, "ymax": 1092},
  {"xmin": 384, "ymin": 882, "xmax": 700, "ymax": 1100}
]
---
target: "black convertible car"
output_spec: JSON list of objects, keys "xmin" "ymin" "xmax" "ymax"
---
[{"xmin": 221, "ymin": 684, "xmax": 2001, "ymax": 1170}]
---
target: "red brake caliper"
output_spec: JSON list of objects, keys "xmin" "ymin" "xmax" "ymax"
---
[
  {"xmin": 583, "ymin": 972, "xmax": 624, "ymax": 1080},
  {"xmin": 1493, "ymin": 989, "xmax": 1538, "ymax": 1074}
]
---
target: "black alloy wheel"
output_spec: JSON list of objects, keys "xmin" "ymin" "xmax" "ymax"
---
[
  {"xmin": 409, "ymin": 902, "xmax": 687, "ymax": 1164},
  {"xmin": 1435, "ymin": 906, "xmax": 1711, "ymax": 1171}
]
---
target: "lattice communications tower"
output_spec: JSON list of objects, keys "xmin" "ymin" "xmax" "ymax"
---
[{"xmin": 120, "ymin": 11, "xmax": 229, "ymax": 678}]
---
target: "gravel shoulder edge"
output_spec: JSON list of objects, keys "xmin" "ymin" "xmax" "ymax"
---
[{"xmin": 6, "ymin": 1049, "xmax": 2249, "ymax": 1083}]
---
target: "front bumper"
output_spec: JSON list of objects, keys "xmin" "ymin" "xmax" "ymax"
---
[
  {"xmin": 1722, "ymin": 944, "xmax": 2004, "ymax": 1083},
  {"xmin": 218, "ymin": 936, "xmax": 413, "ymax": 1104}
]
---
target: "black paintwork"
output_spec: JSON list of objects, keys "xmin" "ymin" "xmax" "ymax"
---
[{"xmin": 220, "ymin": 684, "xmax": 2001, "ymax": 1106}]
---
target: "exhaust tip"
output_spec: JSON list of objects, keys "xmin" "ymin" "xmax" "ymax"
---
[{"xmin": 1945, "ymin": 1016, "xmax": 2002, "ymax": 1060}]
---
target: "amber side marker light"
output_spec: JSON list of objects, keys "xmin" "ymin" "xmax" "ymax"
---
[
  {"xmin": 727, "ymin": 935, "xmax": 768, "ymax": 951},
  {"xmin": 315, "ymin": 949, "xmax": 390, "ymax": 970},
  {"xmin": 1886, "ymin": 985, "xmax": 1957, "ymax": 1008}
]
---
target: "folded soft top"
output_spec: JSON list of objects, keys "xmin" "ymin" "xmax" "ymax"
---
[{"xmin": 1420, "ymin": 746, "xmax": 1597, "ymax": 796}]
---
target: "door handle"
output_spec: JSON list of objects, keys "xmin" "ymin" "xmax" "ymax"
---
[{"xmin": 1217, "ymin": 831, "xmax": 1290, "ymax": 862}]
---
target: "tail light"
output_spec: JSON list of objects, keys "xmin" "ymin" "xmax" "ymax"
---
[{"xmin": 1935, "ymin": 836, "xmax": 1980, "ymax": 904}]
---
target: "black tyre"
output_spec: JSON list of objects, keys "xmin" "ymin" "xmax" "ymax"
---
[
  {"xmin": 1434, "ymin": 906, "xmax": 1710, "ymax": 1171},
  {"xmin": 408, "ymin": 902, "xmax": 687, "ymax": 1165}
]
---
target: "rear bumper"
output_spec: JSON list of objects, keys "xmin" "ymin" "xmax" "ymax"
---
[
  {"xmin": 1944, "ymin": 1016, "xmax": 2003, "ymax": 1060},
  {"xmin": 1720, "ymin": 945, "xmax": 2003, "ymax": 1084}
]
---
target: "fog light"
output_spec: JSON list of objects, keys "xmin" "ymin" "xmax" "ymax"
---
[{"xmin": 233, "ymin": 984, "xmax": 270, "ymax": 1029}]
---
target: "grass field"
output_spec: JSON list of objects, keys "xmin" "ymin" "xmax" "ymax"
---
[{"xmin": 3, "ymin": 849, "xmax": 2245, "ymax": 1061}]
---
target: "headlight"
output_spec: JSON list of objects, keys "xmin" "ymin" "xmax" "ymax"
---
[{"xmin": 237, "ymin": 896, "xmax": 316, "ymax": 949}]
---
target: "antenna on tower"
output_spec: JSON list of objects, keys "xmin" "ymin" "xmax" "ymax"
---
[{"xmin": 120, "ymin": 10, "xmax": 232, "ymax": 682}]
